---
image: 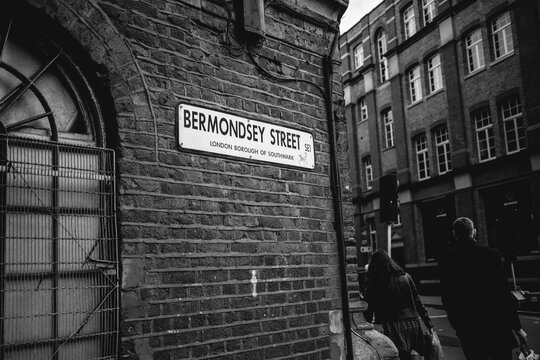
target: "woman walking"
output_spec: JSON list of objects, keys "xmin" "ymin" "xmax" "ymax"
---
[{"xmin": 364, "ymin": 249, "xmax": 435, "ymax": 360}]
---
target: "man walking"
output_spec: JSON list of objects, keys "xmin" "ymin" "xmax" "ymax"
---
[{"xmin": 439, "ymin": 217, "xmax": 527, "ymax": 360}]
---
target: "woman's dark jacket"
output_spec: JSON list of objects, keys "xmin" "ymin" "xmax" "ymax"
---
[{"xmin": 364, "ymin": 272, "xmax": 432, "ymax": 328}]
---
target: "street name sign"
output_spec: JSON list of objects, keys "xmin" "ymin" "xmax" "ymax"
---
[{"xmin": 177, "ymin": 103, "xmax": 315, "ymax": 169}]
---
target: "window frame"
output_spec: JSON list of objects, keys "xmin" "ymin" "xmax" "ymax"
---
[
  {"xmin": 363, "ymin": 156, "xmax": 373, "ymax": 190},
  {"xmin": 367, "ymin": 218, "xmax": 377, "ymax": 246},
  {"xmin": 500, "ymin": 96, "xmax": 526, "ymax": 154},
  {"xmin": 491, "ymin": 12, "xmax": 514, "ymax": 60},
  {"xmin": 415, "ymin": 134, "xmax": 430, "ymax": 180},
  {"xmin": 427, "ymin": 54, "xmax": 443, "ymax": 93},
  {"xmin": 466, "ymin": 29, "xmax": 485, "ymax": 73},
  {"xmin": 422, "ymin": 0, "xmax": 436, "ymax": 25},
  {"xmin": 359, "ymin": 98, "xmax": 368, "ymax": 121},
  {"xmin": 473, "ymin": 109, "xmax": 496, "ymax": 162},
  {"xmin": 408, "ymin": 65, "xmax": 422, "ymax": 103},
  {"xmin": 382, "ymin": 109, "xmax": 395, "ymax": 148},
  {"xmin": 403, "ymin": 5, "xmax": 417, "ymax": 39},
  {"xmin": 353, "ymin": 43, "xmax": 364, "ymax": 70},
  {"xmin": 376, "ymin": 30, "xmax": 389, "ymax": 82},
  {"xmin": 434, "ymin": 125, "xmax": 452, "ymax": 175}
]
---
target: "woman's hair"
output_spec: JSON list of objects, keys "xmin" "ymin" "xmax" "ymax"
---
[{"xmin": 367, "ymin": 249, "xmax": 405, "ymax": 284}]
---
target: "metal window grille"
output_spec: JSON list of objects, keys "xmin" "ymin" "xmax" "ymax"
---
[{"xmin": 0, "ymin": 135, "xmax": 119, "ymax": 360}]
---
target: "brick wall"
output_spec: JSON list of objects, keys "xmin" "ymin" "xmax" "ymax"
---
[{"xmin": 26, "ymin": 0, "xmax": 355, "ymax": 359}]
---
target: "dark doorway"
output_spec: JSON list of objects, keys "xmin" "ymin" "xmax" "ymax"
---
[
  {"xmin": 482, "ymin": 181, "xmax": 538, "ymax": 260},
  {"xmin": 420, "ymin": 196, "xmax": 456, "ymax": 262}
]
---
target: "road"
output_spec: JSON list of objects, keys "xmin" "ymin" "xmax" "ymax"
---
[{"xmin": 421, "ymin": 296, "xmax": 540, "ymax": 360}]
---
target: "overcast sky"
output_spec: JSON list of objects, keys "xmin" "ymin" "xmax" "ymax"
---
[{"xmin": 340, "ymin": 0, "xmax": 383, "ymax": 34}]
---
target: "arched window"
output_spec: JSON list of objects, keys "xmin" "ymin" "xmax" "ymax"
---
[
  {"xmin": 1, "ymin": 13, "xmax": 118, "ymax": 360},
  {"xmin": 376, "ymin": 30, "xmax": 388, "ymax": 82}
]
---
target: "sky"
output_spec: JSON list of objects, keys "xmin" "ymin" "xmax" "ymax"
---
[{"xmin": 340, "ymin": 0, "xmax": 383, "ymax": 35}]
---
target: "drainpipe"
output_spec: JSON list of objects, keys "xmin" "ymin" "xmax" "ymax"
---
[
  {"xmin": 326, "ymin": 11, "xmax": 400, "ymax": 360},
  {"xmin": 323, "ymin": 31, "xmax": 354, "ymax": 360}
]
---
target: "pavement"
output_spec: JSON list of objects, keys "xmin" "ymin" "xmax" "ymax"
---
[
  {"xmin": 419, "ymin": 295, "xmax": 540, "ymax": 360},
  {"xmin": 420, "ymin": 296, "xmax": 466, "ymax": 360}
]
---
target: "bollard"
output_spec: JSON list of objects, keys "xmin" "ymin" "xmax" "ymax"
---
[{"xmin": 350, "ymin": 300, "xmax": 400, "ymax": 360}]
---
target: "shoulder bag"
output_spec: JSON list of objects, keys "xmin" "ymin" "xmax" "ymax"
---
[{"xmin": 405, "ymin": 274, "xmax": 444, "ymax": 360}]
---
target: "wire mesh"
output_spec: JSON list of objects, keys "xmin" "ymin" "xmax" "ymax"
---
[{"xmin": 0, "ymin": 134, "xmax": 119, "ymax": 360}]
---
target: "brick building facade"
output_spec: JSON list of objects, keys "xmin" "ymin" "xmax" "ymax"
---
[
  {"xmin": 0, "ymin": 1, "xmax": 360, "ymax": 359},
  {"xmin": 340, "ymin": 0, "xmax": 540, "ymax": 293}
]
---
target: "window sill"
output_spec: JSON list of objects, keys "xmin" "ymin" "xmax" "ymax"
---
[
  {"xmin": 478, "ymin": 156, "xmax": 496, "ymax": 164},
  {"xmin": 407, "ymin": 99, "xmax": 424, "ymax": 109},
  {"xmin": 378, "ymin": 80, "xmax": 391, "ymax": 89},
  {"xmin": 490, "ymin": 51, "xmax": 514, "ymax": 67},
  {"xmin": 506, "ymin": 147, "xmax": 526, "ymax": 156},
  {"xmin": 464, "ymin": 67, "xmax": 486, "ymax": 80},
  {"xmin": 382, "ymin": 146, "xmax": 396, "ymax": 152},
  {"xmin": 437, "ymin": 169, "xmax": 451, "ymax": 176},
  {"xmin": 426, "ymin": 88, "xmax": 444, "ymax": 100}
]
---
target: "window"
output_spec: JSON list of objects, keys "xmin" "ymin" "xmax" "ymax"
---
[
  {"xmin": 427, "ymin": 54, "xmax": 443, "ymax": 93},
  {"xmin": 382, "ymin": 109, "xmax": 394, "ymax": 148},
  {"xmin": 422, "ymin": 0, "xmax": 436, "ymax": 25},
  {"xmin": 377, "ymin": 30, "xmax": 389, "ymax": 82},
  {"xmin": 408, "ymin": 65, "xmax": 422, "ymax": 103},
  {"xmin": 466, "ymin": 29, "xmax": 485, "ymax": 73},
  {"xmin": 403, "ymin": 5, "xmax": 417, "ymax": 39},
  {"xmin": 501, "ymin": 96, "xmax": 526, "ymax": 154},
  {"xmin": 434, "ymin": 126, "xmax": 452, "ymax": 174},
  {"xmin": 368, "ymin": 218, "xmax": 377, "ymax": 246},
  {"xmin": 474, "ymin": 109, "xmax": 496, "ymax": 162},
  {"xmin": 359, "ymin": 98, "xmax": 368, "ymax": 121},
  {"xmin": 415, "ymin": 135, "xmax": 430, "ymax": 180},
  {"xmin": 0, "ymin": 17, "xmax": 119, "ymax": 360},
  {"xmin": 492, "ymin": 12, "xmax": 514, "ymax": 59},
  {"xmin": 363, "ymin": 157, "xmax": 373, "ymax": 190},
  {"xmin": 354, "ymin": 43, "xmax": 364, "ymax": 69}
]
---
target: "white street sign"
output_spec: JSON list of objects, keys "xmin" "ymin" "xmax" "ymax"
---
[{"xmin": 177, "ymin": 103, "xmax": 315, "ymax": 169}]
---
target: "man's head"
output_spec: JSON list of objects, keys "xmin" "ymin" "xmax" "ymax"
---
[{"xmin": 452, "ymin": 217, "xmax": 476, "ymax": 241}]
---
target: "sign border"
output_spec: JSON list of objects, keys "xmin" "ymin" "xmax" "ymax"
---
[{"xmin": 175, "ymin": 102, "xmax": 316, "ymax": 171}]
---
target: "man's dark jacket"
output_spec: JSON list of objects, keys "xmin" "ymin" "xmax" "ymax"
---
[{"xmin": 439, "ymin": 238, "xmax": 521, "ymax": 345}]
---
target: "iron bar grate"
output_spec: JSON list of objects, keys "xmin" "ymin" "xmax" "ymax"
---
[{"xmin": 1, "ymin": 135, "xmax": 119, "ymax": 360}]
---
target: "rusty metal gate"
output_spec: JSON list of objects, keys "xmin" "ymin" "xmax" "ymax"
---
[{"xmin": 0, "ymin": 134, "xmax": 119, "ymax": 360}]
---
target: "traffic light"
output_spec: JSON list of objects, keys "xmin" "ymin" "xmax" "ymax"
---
[{"xmin": 379, "ymin": 174, "xmax": 398, "ymax": 222}]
